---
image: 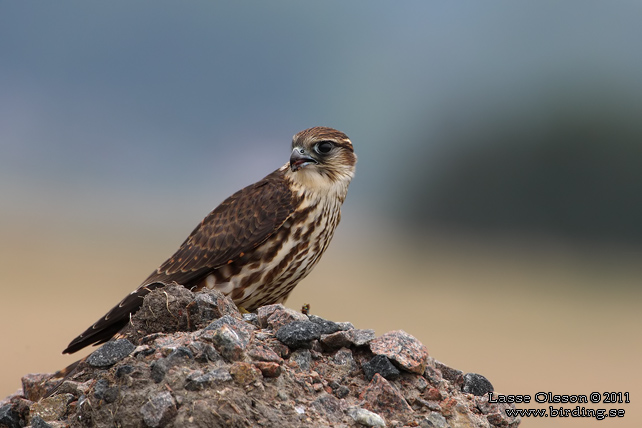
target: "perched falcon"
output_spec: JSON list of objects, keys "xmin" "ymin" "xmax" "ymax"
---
[{"xmin": 63, "ymin": 127, "xmax": 356, "ymax": 354}]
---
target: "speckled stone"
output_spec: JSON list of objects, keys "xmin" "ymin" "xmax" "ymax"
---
[
  {"xmin": 188, "ymin": 342, "xmax": 222, "ymax": 363},
  {"xmin": 258, "ymin": 305, "xmax": 309, "ymax": 330},
  {"xmin": 21, "ymin": 373, "xmax": 51, "ymax": 401},
  {"xmin": 247, "ymin": 342, "xmax": 283, "ymax": 363},
  {"xmin": 93, "ymin": 379, "xmax": 119, "ymax": 403},
  {"xmin": 336, "ymin": 321, "xmax": 355, "ymax": 331},
  {"xmin": 204, "ymin": 314, "xmax": 255, "ymax": 336},
  {"xmin": 31, "ymin": 415, "xmax": 54, "ymax": 428},
  {"xmin": 29, "ymin": 394, "xmax": 74, "ymax": 422},
  {"xmin": 319, "ymin": 331, "xmax": 349, "ymax": 348},
  {"xmin": 229, "ymin": 362, "xmax": 261, "ymax": 385},
  {"xmin": 423, "ymin": 357, "xmax": 444, "ymax": 385},
  {"xmin": 242, "ymin": 312, "xmax": 260, "ymax": 327},
  {"xmin": 167, "ymin": 347, "xmax": 195, "ymax": 363},
  {"xmin": 87, "ymin": 339, "xmax": 135, "ymax": 367},
  {"xmin": 424, "ymin": 387, "xmax": 443, "ymax": 401},
  {"xmin": 207, "ymin": 324, "xmax": 251, "ymax": 361},
  {"xmin": 348, "ymin": 329, "xmax": 376, "ymax": 346},
  {"xmin": 275, "ymin": 321, "xmax": 321, "ymax": 349},
  {"xmin": 253, "ymin": 362, "xmax": 281, "ymax": 378},
  {"xmin": 194, "ymin": 290, "xmax": 240, "ymax": 323},
  {"xmin": 369, "ymin": 330, "xmax": 428, "ymax": 374},
  {"xmin": 150, "ymin": 360, "xmax": 167, "ymax": 384},
  {"xmin": 398, "ymin": 373, "xmax": 428, "ymax": 393},
  {"xmin": 185, "ymin": 368, "xmax": 232, "ymax": 391},
  {"xmin": 424, "ymin": 412, "xmax": 448, "ymax": 427},
  {"xmin": 347, "ymin": 406, "xmax": 386, "ymax": 427},
  {"xmin": 150, "ymin": 346, "xmax": 195, "ymax": 383},
  {"xmin": 463, "ymin": 373, "xmax": 494, "ymax": 396},
  {"xmin": 307, "ymin": 315, "xmax": 342, "ymax": 334},
  {"xmin": 360, "ymin": 374, "xmax": 412, "ymax": 417},
  {"xmin": 331, "ymin": 348, "xmax": 359, "ymax": 376},
  {"xmin": 434, "ymin": 360, "xmax": 464, "ymax": 387},
  {"xmin": 328, "ymin": 380, "xmax": 350, "ymax": 399},
  {"xmin": 139, "ymin": 391, "xmax": 177, "ymax": 427},
  {"xmin": 362, "ymin": 355, "xmax": 400, "ymax": 381},
  {"xmin": 0, "ymin": 404, "xmax": 21, "ymax": 428},
  {"xmin": 320, "ymin": 329, "xmax": 376, "ymax": 348},
  {"xmin": 476, "ymin": 393, "xmax": 519, "ymax": 420},
  {"xmin": 256, "ymin": 304, "xmax": 284, "ymax": 326},
  {"xmin": 438, "ymin": 397, "xmax": 458, "ymax": 418},
  {"xmin": 115, "ymin": 365, "xmax": 135, "ymax": 378},
  {"xmin": 312, "ymin": 394, "xmax": 343, "ymax": 423},
  {"xmin": 290, "ymin": 349, "xmax": 312, "ymax": 371}
]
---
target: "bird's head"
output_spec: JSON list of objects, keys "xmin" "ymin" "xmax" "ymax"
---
[{"xmin": 287, "ymin": 127, "xmax": 356, "ymax": 193}]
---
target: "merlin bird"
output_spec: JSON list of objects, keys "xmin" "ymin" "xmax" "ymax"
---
[{"xmin": 63, "ymin": 127, "xmax": 356, "ymax": 354}]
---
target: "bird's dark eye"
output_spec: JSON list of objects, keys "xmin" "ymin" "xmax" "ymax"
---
[{"xmin": 315, "ymin": 141, "xmax": 334, "ymax": 154}]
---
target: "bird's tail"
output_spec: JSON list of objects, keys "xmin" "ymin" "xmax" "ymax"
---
[{"xmin": 63, "ymin": 283, "xmax": 165, "ymax": 354}]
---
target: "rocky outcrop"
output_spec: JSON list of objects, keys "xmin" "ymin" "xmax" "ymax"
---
[{"xmin": 1, "ymin": 285, "xmax": 520, "ymax": 427}]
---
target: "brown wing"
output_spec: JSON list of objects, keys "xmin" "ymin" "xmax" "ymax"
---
[
  {"xmin": 63, "ymin": 168, "xmax": 297, "ymax": 354},
  {"xmin": 142, "ymin": 170, "xmax": 297, "ymax": 286}
]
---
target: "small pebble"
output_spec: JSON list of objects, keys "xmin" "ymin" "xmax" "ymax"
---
[
  {"xmin": 0, "ymin": 404, "xmax": 21, "ymax": 428},
  {"xmin": 462, "ymin": 373, "xmax": 494, "ymax": 396},
  {"xmin": 275, "ymin": 321, "xmax": 321, "ymax": 349},
  {"xmin": 307, "ymin": 315, "xmax": 342, "ymax": 334},
  {"xmin": 87, "ymin": 339, "xmax": 135, "ymax": 367},
  {"xmin": 30, "ymin": 415, "xmax": 52, "ymax": 428},
  {"xmin": 369, "ymin": 330, "xmax": 428, "ymax": 374},
  {"xmin": 347, "ymin": 406, "xmax": 386, "ymax": 427},
  {"xmin": 362, "ymin": 355, "xmax": 400, "ymax": 381},
  {"xmin": 139, "ymin": 391, "xmax": 177, "ymax": 427}
]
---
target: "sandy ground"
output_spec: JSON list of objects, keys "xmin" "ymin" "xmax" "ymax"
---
[{"xmin": 1, "ymin": 223, "xmax": 640, "ymax": 428}]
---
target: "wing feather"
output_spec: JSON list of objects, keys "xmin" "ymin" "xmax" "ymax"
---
[{"xmin": 145, "ymin": 170, "xmax": 296, "ymax": 284}]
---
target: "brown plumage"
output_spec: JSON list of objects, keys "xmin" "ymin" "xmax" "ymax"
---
[{"xmin": 63, "ymin": 126, "xmax": 356, "ymax": 354}]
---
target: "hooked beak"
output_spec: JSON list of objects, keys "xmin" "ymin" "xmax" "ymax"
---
[{"xmin": 290, "ymin": 148, "xmax": 318, "ymax": 172}]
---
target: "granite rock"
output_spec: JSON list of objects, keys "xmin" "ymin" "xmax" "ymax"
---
[
  {"xmin": 275, "ymin": 321, "xmax": 321, "ymax": 349},
  {"xmin": 463, "ymin": 372, "xmax": 494, "ymax": 396},
  {"xmin": 360, "ymin": 374, "xmax": 413, "ymax": 418},
  {"xmin": 347, "ymin": 406, "xmax": 387, "ymax": 427},
  {"xmin": 139, "ymin": 391, "xmax": 177, "ymax": 427},
  {"xmin": 0, "ymin": 404, "xmax": 21, "ymax": 428},
  {"xmin": 258, "ymin": 304, "xmax": 309, "ymax": 330},
  {"xmin": 362, "ymin": 354, "xmax": 401, "ymax": 381},
  {"xmin": 86, "ymin": 339, "xmax": 135, "ymax": 367},
  {"xmin": 3, "ymin": 285, "xmax": 520, "ymax": 428},
  {"xmin": 369, "ymin": 330, "xmax": 428, "ymax": 374}
]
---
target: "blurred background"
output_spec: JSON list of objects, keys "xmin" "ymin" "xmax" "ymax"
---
[{"xmin": 1, "ymin": 2, "xmax": 641, "ymax": 426}]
